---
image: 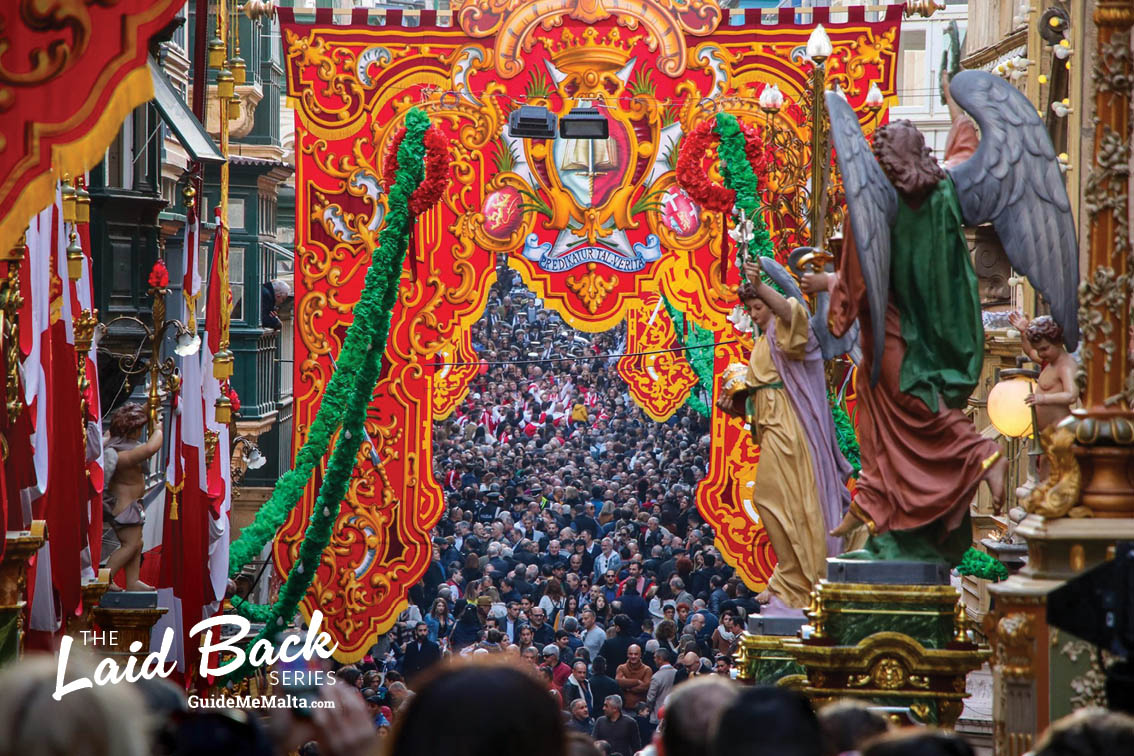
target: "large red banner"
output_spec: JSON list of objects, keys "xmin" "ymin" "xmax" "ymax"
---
[{"xmin": 280, "ymin": 0, "xmax": 900, "ymax": 658}]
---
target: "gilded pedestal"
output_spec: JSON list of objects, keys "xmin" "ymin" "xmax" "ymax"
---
[
  {"xmin": 786, "ymin": 576, "xmax": 989, "ymax": 727},
  {"xmin": 91, "ymin": 602, "xmax": 168, "ymax": 659},
  {"xmin": 0, "ymin": 522, "xmax": 47, "ymax": 663}
]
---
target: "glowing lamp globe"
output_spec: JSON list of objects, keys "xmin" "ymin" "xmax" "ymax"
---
[{"xmin": 987, "ymin": 375, "xmax": 1035, "ymax": 438}]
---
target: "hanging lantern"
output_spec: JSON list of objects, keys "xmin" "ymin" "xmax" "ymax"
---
[
  {"xmin": 75, "ymin": 181, "xmax": 91, "ymax": 224},
  {"xmin": 61, "ymin": 177, "xmax": 78, "ymax": 224},
  {"xmin": 66, "ymin": 232, "xmax": 84, "ymax": 280},
  {"xmin": 230, "ymin": 55, "xmax": 247, "ymax": 86},
  {"xmin": 217, "ymin": 68, "xmax": 235, "ymax": 101},
  {"xmin": 208, "ymin": 36, "xmax": 226, "ymax": 69}
]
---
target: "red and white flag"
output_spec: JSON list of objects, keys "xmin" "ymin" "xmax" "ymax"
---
[{"xmin": 21, "ymin": 189, "xmax": 86, "ymax": 644}]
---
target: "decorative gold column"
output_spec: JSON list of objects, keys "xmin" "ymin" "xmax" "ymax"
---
[
  {"xmin": 212, "ymin": 0, "xmax": 234, "ymax": 382},
  {"xmin": 0, "ymin": 522, "xmax": 47, "ymax": 660},
  {"xmin": 1070, "ymin": 0, "xmax": 1134, "ymax": 515}
]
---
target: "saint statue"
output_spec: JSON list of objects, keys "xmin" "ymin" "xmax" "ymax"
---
[
  {"xmin": 717, "ymin": 256, "xmax": 854, "ymax": 608},
  {"xmin": 813, "ymin": 71, "xmax": 1079, "ymax": 556}
]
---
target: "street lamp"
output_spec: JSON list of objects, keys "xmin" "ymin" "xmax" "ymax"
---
[{"xmin": 807, "ymin": 24, "xmax": 832, "ymax": 248}]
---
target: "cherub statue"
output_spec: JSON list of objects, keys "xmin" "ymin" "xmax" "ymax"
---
[
  {"xmin": 816, "ymin": 71, "xmax": 1079, "ymax": 552},
  {"xmin": 716, "ymin": 255, "xmax": 854, "ymax": 609},
  {"xmin": 1006, "ymin": 312, "xmax": 1079, "ymax": 432},
  {"xmin": 102, "ymin": 403, "xmax": 162, "ymax": 590}
]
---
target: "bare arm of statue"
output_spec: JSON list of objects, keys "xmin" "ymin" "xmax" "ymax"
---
[
  {"xmin": 741, "ymin": 259, "xmax": 793, "ymax": 323},
  {"xmin": 1008, "ymin": 311, "xmax": 1043, "ymax": 365},
  {"xmin": 116, "ymin": 427, "xmax": 163, "ymax": 466}
]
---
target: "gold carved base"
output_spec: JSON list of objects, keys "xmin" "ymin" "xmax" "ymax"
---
[
  {"xmin": 786, "ymin": 632, "xmax": 988, "ymax": 728},
  {"xmin": 1, "ymin": 522, "xmax": 47, "ymax": 658},
  {"xmin": 91, "ymin": 606, "xmax": 168, "ymax": 658},
  {"xmin": 784, "ymin": 581, "xmax": 989, "ymax": 728}
]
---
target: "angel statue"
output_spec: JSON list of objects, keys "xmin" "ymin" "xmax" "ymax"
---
[
  {"xmin": 716, "ymin": 254, "xmax": 855, "ymax": 609},
  {"xmin": 806, "ymin": 71, "xmax": 1078, "ymax": 557}
]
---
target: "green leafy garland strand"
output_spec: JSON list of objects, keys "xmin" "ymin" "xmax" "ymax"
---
[
  {"xmin": 662, "ymin": 297, "xmax": 714, "ymax": 417},
  {"xmin": 220, "ymin": 109, "xmax": 432, "ymax": 682},
  {"xmin": 829, "ymin": 394, "xmax": 861, "ymax": 477},
  {"xmin": 956, "ymin": 547, "xmax": 1008, "ymax": 582}
]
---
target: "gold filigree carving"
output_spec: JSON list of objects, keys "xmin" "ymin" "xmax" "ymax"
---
[
  {"xmin": 566, "ymin": 263, "xmax": 617, "ymax": 313},
  {"xmin": 870, "ymin": 657, "xmax": 907, "ymax": 690}
]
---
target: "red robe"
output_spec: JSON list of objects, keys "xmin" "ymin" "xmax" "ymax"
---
[{"xmin": 829, "ymin": 225, "xmax": 999, "ymax": 535}]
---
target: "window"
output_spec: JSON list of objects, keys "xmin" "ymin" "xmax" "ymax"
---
[
  {"xmin": 230, "ymin": 245, "xmax": 245, "ymax": 321},
  {"xmin": 228, "ymin": 197, "xmax": 246, "ymax": 231},
  {"xmin": 896, "ymin": 28, "xmax": 928, "ymax": 112}
]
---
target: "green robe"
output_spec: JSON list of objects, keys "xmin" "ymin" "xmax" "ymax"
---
[{"xmin": 889, "ymin": 178, "xmax": 983, "ymax": 413}]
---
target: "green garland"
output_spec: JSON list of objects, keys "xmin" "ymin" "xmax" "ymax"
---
[
  {"xmin": 830, "ymin": 394, "xmax": 861, "ymax": 477},
  {"xmin": 956, "ymin": 547, "xmax": 1009, "ymax": 582},
  {"xmin": 221, "ymin": 109, "xmax": 433, "ymax": 683},
  {"xmin": 662, "ymin": 297, "xmax": 714, "ymax": 417}
]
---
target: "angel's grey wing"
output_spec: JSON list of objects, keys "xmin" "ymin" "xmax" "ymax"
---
[
  {"xmin": 947, "ymin": 70, "xmax": 1079, "ymax": 351},
  {"xmin": 825, "ymin": 91, "xmax": 898, "ymax": 384},
  {"xmin": 759, "ymin": 257, "xmax": 806, "ymax": 305}
]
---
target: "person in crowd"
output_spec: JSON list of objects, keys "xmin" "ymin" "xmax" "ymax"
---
[
  {"xmin": 592, "ymin": 694, "xmax": 641, "ymax": 756},
  {"xmin": 713, "ymin": 685, "xmax": 824, "ymax": 756},
  {"xmin": 600, "ymin": 615, "xmax": 638, "ymax": 670},
  {"xmin": 859, "ymin": 729, "xmax": 975, "ymax": 756},
  {"xmin": 615, "ymin": 643, "xmax": 653, "ymax": 713},
  {"xmin": 567, "ymin": 698, "xmax": 596, "ymax": 735},
  {"xmin": 387, "ymin": 659, "xmax": 567, "ymax": 756},
  {"xmin": 402, "ymin": 621, "xmax": 442, "ymax": 685},
  {"xmin": 662, "ymin": 676, "xmax": 740, "ymax": 756},
  {"xmin": 564, "ymin": 660, "xmax": 597, "ymax": 715},
  {"xmin": 544, "ymin": 643, "xmax": 574, "ymax": 692},
  {"xmin": 1030, "ymin": 707, "xmax": 1134, "ymax": 756},
  {"xmin": 818, "ymin": 699, "xmax": 890, "ymax": 756},
  {"xmin": 0, "ymin": 654, "xmax": 150, "ymax": 756},
  {"xmin": 646, "ymin": 648, "xmax": 677, "ymax": 725}
]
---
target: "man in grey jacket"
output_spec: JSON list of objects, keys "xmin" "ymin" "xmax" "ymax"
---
[{"xmin": 645, "ymin": 648, "xmax": 677, "ymax": 724}]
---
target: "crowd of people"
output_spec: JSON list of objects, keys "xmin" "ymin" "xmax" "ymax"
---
[{"xmin": 3, "ymin": 651, "xmax": 1132, "ymax": 756}]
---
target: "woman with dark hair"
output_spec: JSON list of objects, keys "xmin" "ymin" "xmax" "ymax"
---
[
  {"xmin": 563, "ymin": 594, "xmax": 581, "ymax": 623},
  {"xmin": 425, "ymin": 597, "xmax": 454, "ymax": 645},
  {"xmin": 540, "ymin": 576, "xmax": 567, "ymax": 627},
  {"xmin": 592, "ymin": 593, "xmax": 613, "ymax": 626},
  {"xmin": 388, "ymin": 660, "xmax": 567, "ymax": 756},
  {"xmin": 461, "ymin": 552, "xmax": 482, "ymax": 585}
]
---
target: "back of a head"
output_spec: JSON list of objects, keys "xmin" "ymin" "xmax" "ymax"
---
[
  {"xmin": 818, "ymin": 699, "xmax": 890, "ymax": 755},
  {"xmin": 663, "ymin": 676, "xmax": 739, "ymax": 756},
  {"xmin": 860, "ymin": 729, "xmax": 975, "ymax": 756},
  {"xmin": 0, "ymin": 654, "xmax": 149, "ymax": 756},
  {"xmin": 566, "ymin": 731, "xmax": 603, "ymax": 756},
  {"xmin": 712, "ymin": 686, "xmax": 822, "ymax": 756},
  {"xmin": 389, "ymin": 659, "xmax": 566, "ymax": 756},
  {"xmin": 1031, "ymin": 707, "xmax": 1134, "ymax": 756}
]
